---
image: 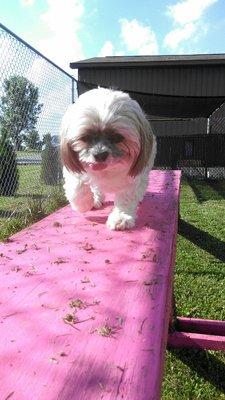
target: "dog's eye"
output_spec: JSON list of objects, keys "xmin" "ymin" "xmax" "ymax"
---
[
  {"xmin": 80, "ymin": 135, "xmax": 90, "ymax": 143},
  {"xmin": 111, "ymin": 133, "xmax": 124, "ymax": 143},
  {"xmin": 81, "ymin": 133, "xmax": 100, "ymax": 143}
]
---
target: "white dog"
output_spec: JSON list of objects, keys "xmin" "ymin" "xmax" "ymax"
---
[{"xmin": 60, "ymin": 87, "xmax": 156, "ymax": 230}]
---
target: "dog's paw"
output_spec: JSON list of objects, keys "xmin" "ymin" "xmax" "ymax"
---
[
  {"xmin": 71, "ymin": 197, "xmax": 94, "ymax": 213},
  {"xmin": 106, "ymin": 211, "xmax": 135, "ymax": 231},
  {"xmin": 93, "ymin": 198, "xmax": 104, "ymax": 209},
  {"xmin": 70, "ymin": 185, "xmax": 94, "ymax": 213},
  {"xmin": 91, "ymin": 189, "xmax": 105, "ymax": 210},
  {"xmin": 93, "ymin": 193, "xmax": 105, "ymax": 210}
]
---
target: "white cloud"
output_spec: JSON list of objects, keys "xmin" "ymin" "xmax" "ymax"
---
[
  {"xmin": 20, "ymin": 0, "xmax": 35, "ymax": 6},
  {"xmin": 98, "ymin": 42, "xmax": 124, "ymax": 57},
  {"xmin": 99, "ymin": 19, "xmax": 158, "ymax": 58},
  {"xmin": 164, "ymin": 0, "xmax": 218, "ymax": 51},
  {"xmin": 98, "ymin": 41, "xmax": 114, "ymax": 57},
  {"xmin": 41, "ymin": 0, "xmax": 83, "ymax": 33},
  {"xmin": 119, "ymin": 18, "xmax": 158, "ymax": 55},
  {"xmin": 167, "ymin": 0, "xmax": 218, "ymax": 25},
  {"xmin": 164, "ymin": 23, "xmax": 196, "ymax": 51},
  {"xmin": 38, "ymin": 0, "xmax": 85, "ymax": 72}
]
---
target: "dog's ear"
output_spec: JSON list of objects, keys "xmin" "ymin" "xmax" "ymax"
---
[
  {"xmin": 129, "ymin": 117, "xmax": 155, "ymax": 177},
  {"xmin": 60, "ymin": 138, "xmax": 84, "ymax": 174}
]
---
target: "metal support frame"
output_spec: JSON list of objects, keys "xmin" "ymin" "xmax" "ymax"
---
[
  {"xmin": 168, "ymin": 283, "xmax": 225, "ymax": 351},
  {"xmin": 168, "ymin": 317, "xmax": 225, "ymax": 351}
]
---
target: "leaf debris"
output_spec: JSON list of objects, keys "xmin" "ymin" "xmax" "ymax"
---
[
  {"xmin": 16, "ymin": 244, "xmax": 28, "ymax": 254},
  {"xmin": 81, "ymin": 276, "xmax": 90, "ymax": 284},
  {"xmin": 52, "ymin": 257, "xmax": 68, "ymax": 264},
  {"xmin": 53, "ymin": 221, "xmax": 62, "ymax": 228},
  {"xmin": 83, "ymin": 243, "xmax": 95, "ymax": 251},
  {"xmin": 96, "ymin": 325, "xmax": 115, "ymax": 337},
  {"xmin": 93, "ymin": 298, "xmax": 101, "ymax": 305},
  {"xmin": 5, "ymin": 391, "xmax": 15, "ymax": 400},
  {"xmin": 63, "ymin": 313, "xmax": 77, "ymax": 324},
  {"xmin": 49, "ymin": 357, "xmax": 59, "ymax": 364},
  {"xmin": 69, "ymin": 298, "xmax": 87, "ymax": 310},
  {"xmin": 59, "ymin": 352, "xmax": 68, "ymax": 357}
]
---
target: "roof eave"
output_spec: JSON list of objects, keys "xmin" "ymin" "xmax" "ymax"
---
[{"xmin": 70, "ymin": 55, "xmax": 225, "ymax": 69}]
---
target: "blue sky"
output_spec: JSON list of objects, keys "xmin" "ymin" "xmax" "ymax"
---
[{"xmin": 0, "ymin": 0, "xmax": 225, "ymax": 73}]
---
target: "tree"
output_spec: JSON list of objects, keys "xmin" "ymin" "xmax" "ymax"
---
[
  {"xmin": 0, "ymin": 76, "xmax": 43, "ymax": 150},
  {"xmin": 0, "ymin": 128, "xmax": 19, "ymax": 196},
  {"xmin": 24, "ymin": 130, "xmax": 41, "ymax": 150}
]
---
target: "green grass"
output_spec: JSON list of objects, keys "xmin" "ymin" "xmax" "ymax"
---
[
  {"xmin": 16, "ymin": 150, "xmax": 41, "ymax": 158},
  {"xmin": 162, "ymin": 178, "xmax": 225, "ymax": 400},
  {"xmin": 0, "ymin": 164, "xmax": 66, "ymax": 240},
  {"xmin": 1, "ymin": 172, "xmax": 225, "ymax": 398}
]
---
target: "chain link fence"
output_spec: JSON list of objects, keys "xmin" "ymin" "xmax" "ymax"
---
[
  {"xmin": 152, "ymin": 115, "xmax": 225, "ymax": 179},
  {"xmin": 0, "ymin": 23, "xmax": 76, "ymax": 236},
  {"xmin": 155, "ymin": 133, "xmax": 225, "ymax": 179}
]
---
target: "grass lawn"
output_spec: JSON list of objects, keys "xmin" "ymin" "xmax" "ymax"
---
[
  {"xmin": 0, "ymin": 164, "xmax": 66, "ymax": 240},
  {"xmin": 0, "ymin": 171, "xmax": 225, "ymax": 398},
  {"xmin": 16, "ymin": 150, "xmax": 41, "ymax": 158},
  {"xmin": 162, "ymin": 178, "xmax": 225, "ymax": 400}
]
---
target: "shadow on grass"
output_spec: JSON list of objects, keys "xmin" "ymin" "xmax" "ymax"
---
[
  {"xmin": 187, "ymin": 178, "xmax": 225, "ymax": 203},
  {"xmin": 207, "ymin": 180, "xmax": 225, "ymax": 201},
  {"xmin": 179, "ymin": 219, "xmax": 225, "ymax": 263},
  {"xmin": 169, "ymin": 348, "xmax": 225, "ymax": 393}
]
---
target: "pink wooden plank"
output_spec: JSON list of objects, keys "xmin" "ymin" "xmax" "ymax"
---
[
  {"xmin": 168, "ymin": 331, "xmax": 225, "ymax": 351},
  {"xmin": 0, "ymin": 170, "xmax": 181, "ymax": 400},
  {"xmin": 176, "ymin": 317, "xmax": 225, "ymax": 336}
]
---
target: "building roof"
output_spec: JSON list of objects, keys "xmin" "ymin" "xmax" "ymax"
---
[
  {"xmin": 71, "ymin": 54, "xmax": 225, "ymax": 118},
  {"xmin": 70, "ymin": 54, "xmax": 225, "ymax": 69}
]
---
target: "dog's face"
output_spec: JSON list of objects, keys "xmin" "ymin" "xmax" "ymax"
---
[
  {"xmin": 66, "ymin": 126, "xmax": 141, "ymax": 173},
  {"xmin": 60, "ymin": 88, "xmax": 154, "ymax": 177},
  {"xmin": 72, "ymin": 127, "xmax": 126, "ymax": 171}
]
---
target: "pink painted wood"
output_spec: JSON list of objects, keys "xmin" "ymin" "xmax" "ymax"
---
[{"xmin": 0, "ymin": 170, "xmax": 181, "ymax": 400}]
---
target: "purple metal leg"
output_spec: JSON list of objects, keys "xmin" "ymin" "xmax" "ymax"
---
[{"xmin": 168, "ymin": 317, "xmax": 225, "ymax": 351}]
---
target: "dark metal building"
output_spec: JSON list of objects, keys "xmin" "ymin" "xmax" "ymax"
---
[{"xmin": 70, "ymin": 55, "xmax": 225, "ymax": 178}]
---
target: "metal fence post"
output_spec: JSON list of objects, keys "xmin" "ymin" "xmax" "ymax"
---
[
  {"xmin": 72, "ymin": 78, "xmax": 75, "ymax": 104},
  {"xmin": 205, "ymin": 118, "xmax": 211, "ymax": 180}
]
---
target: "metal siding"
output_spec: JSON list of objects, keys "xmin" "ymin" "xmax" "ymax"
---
[
  {"xmin": 79, "ymin": 65, "xmax": 225, "ymax": 96},
  {"xmin": 151, "ymin": 119, "xmax": 207, "ymax": 137}
]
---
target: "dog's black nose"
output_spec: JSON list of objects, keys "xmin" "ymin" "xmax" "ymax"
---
[{"xmin": 94, "ymin": 151, "xmax": 109, "ymax": 162}]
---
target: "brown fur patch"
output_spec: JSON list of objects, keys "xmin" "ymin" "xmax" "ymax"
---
[
  {"xmin": 60, "ymin": 138, "xmax": 85, "ymax": 173},
  {"xmin": 129, "ymin": 129, "xmax": 153, "ymax": 177}
]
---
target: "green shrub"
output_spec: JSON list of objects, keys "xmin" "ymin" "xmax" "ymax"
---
[
  {"xmin": 41, "ymin": 141, "xmax": 62, "ymax": 185},
  {"xmin": 0, "ymin": 130, "xmax": 19, "ymax": 196}
]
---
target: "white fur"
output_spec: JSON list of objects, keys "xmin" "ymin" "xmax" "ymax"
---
[{"xmin": 61, "ymin": 88, "xmax": 157, "ymax": 230}]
